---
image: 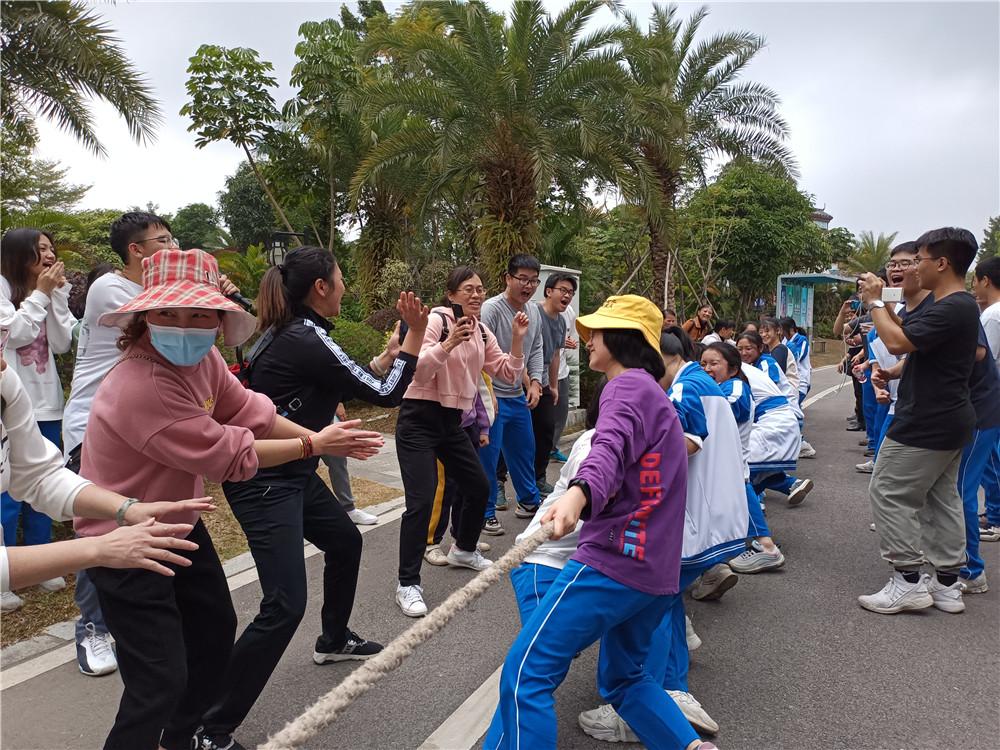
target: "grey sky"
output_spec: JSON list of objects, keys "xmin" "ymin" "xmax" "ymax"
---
[{"xmin": 35, "ymin": 1, "xmax": 1000, "ymax": 246}]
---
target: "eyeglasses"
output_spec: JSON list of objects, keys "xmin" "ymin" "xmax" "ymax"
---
[
  {"xmin": 135, "ymin": 235, "xmax": 179, "ymax": 249},
  {"xmin": 913, "ymin": 255, "xmax": 936, "ymax": 265},
  {"xmin": 457, "ymin": 284, "xmax": 486, "ymax": 295},
  {"xmin": 511, "ymin": 275, "xmax": 540, "ymax": 288},
  {"xmin": 885, "ymin": 260, "xmax": 915, "ymax": 270},
  {"xmin": 553, "ymin": 286, "xmax": 576, "ymax": 297}
]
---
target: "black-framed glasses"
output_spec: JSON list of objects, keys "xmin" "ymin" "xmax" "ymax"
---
[
  {"xmin": 511, "ymin": 275, "xmax": 540, "ymax": 287},
  {"xmin": 553, "ymin": 286, "xmax": 576, "ymax": 297},
  {"xmin": 885, "ymin": 260, "xmax": 915, "ymax": 270},
  {"xmin": 913, "ymin": 255, "xmax": 933, "ymax": 265},
  {"xmin": 135, "ymin": 235, "xmax": 179, "ymax": 249}
]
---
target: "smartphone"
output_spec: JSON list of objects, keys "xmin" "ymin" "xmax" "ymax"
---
[
  {"xmin": 451, "ymin": 302, "xmax": 465, "ymax": 322},
  {"xmin": 882, "ymin": 287, "xmax": 903, "ymax": 303},
  {"xmin": 398, "ymin": 320, "xmax": 408, "ymax": 344},
  {"xmin": 849, "ymin": 299, "xmax": 861, "ymax": 311}
]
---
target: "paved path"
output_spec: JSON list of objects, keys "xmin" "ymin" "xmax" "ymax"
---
[{"xmin": 2, "ymin": 366, "xmax": 998, "ymax": 749}]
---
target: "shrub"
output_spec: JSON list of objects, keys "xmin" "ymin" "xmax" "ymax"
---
[
  {"xmin": 365, "ymin": 306, "xmax": 401, "ymax": 333},
  {"xmin": 329, "ymin": 320, "xmax": 385, "ymax": 365}
]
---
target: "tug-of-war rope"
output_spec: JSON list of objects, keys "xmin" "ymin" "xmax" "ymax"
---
[{"xmin": 258, "ymin": 521, "xmax": 556, "ymax": 750}]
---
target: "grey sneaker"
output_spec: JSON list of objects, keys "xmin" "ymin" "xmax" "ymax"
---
[
  {"xmin": 959, "ymin": 572, "xmax": 988, "ymax": 594},
  {"xmin": 514, "ymin": 501, "xmax": 540, "ymax": 519},
  {"xmin": 666, "ymin": 690, "xmax": 719, "ymax": 734},
  {"xmin": 0, "ymin": 590, "xmax": 24, "ymax": 613},
  {"xmin": 855, "ymin": 459, "xmax": 875, "ymax": 474},
  {"xmin": 729, "ymin": 541, "xmax": 785, "ymax": 574},
  {"xmin": 787, "ymin": 478, "xmax": 814, "ymax": 505},
  {"xmin": 979, "ymin": 517, "xmax": 1000, "ymax": 542},
  {"xmin": 577, "ymin": 704, "xmax": 638, "ymax": 743},
  {"xmin": 799, "ymin": 442, "xmax": 817, "ymax": 459},
  {"xmin": 858, "ymin": 571, "xmax": 933, "ymax": 614},
  {"xmin": 689, "ymin": 562, "xmax": 738, "ymax": 600},
  {"xmin": 446, "ymin": 544, "xmax": 493, "ymax": 571},
  {"xmin": 926, "ymin": 576, "xmax": 966, "ymax": 613},
  {"xmin": 423, "ymin": 545, "xmax": 449, "ymax": 566},
  {"xmin": 482, "ymin": 516, "xmax": 505, "ymax": 536}
]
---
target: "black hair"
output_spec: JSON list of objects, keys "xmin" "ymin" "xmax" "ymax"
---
[
  {"xmin": 875, "ymin": 268, "xmax": 888, "ymax": 283},
  {"xmin": 662, "ymin": 307, "xmax": 676, "ymax": 317},
  {"xmin": 713, "ymin": 318, "xmax": 733, "ymax": 333},
  {"xmin": 691, "ymin": 341, "xmax": 705, "ymax": 361},
  {"xmin": 438, "ymin": 265, "xmax": 482, "ymax": 306},
  {"xmin": 585, "ymin": 377, "xmax": 608, "ymax": 430},
  {"xmin": 741, "ymin": 321, "xmax": 758, "ymax": 333},
  {"xmin": 659, "ymin": 325, "xmax": 695, "ymax": 362},
  {"xmin": 890, "ymin": 240, "xmax": 918, "ymax": 258},
  {"xmin": 601, "ymin": 328, "xmax": 666, "ymax": 381},
  {"xmin": 975, "ymin": 256, "xmax": 1000, "ymax": 287},
  {"xmin": 507, "ymin": 254, "xmax": 540, "ymax": 277},
  {"xmin": 1, "ymin": 227, "xmax": 56, "ymax": 308},
  {"xmin": 70, "ymin": 263, "xmax": 115, "ymax": 318},
  {"xmin": 544, "ymin": 272, "xmax": 577, "ymax": 296},
  {"xmin": 778, "ymin": 316, "xmax": 805, "ymax": 338},
  {"xmin": 703, "ymin": 342, "xmax": 749, "ymax": 385},
  {"xmin": 737, "ymin": 330, "xmax": 765, "ymax": 358},
  {"xmin": 914, "ymin": 227, "xmax": 978, "ymax": 276},
  {"xmin": 109, "ymin": 211, "xmax": 171, "ymax": 265},
  {"xmin": 258, "ymin": 245, "xmax": 338, "ymax": 330}
]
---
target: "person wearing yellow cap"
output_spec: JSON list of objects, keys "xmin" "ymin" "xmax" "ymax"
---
[{"xmin": 484, "ymin": 295, "xmax": 715, "ymax": 750}]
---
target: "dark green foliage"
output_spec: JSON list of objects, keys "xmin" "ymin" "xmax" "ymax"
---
[
  {"xmin": 328, "ymin": 319, "xmax": 385, "ymax": 365},
  {"xmin": 169, "ymin": 203, "xmax": 223, "ymax": 251},
  {"xmin": 218, "ymin": 162, "xmax": 278, "ymax": 250}
]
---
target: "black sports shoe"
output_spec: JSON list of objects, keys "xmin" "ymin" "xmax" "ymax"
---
[
  {"xmin": 313, "ymin": 630, "xmax": 383, "ymax": 664},
  {"xmin": 193, "ymin": 727, "xmax": 245, "ymax": 750},
  {"xmin": 514, "ymin": 501, "xmax": 540, "ymax": 519}
]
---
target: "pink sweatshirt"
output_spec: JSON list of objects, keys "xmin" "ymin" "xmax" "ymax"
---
[
  {"xmin": 75, "ymin": 336, "xmax": 277, "ymax": 538},
  {"xmin": 405, "ymin": 307, "xmax": 524, "ymax": 411}
]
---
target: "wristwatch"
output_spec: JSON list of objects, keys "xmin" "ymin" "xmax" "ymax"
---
[
  {"xmin": 568, "ymin": 478, "xmax": 592, "ymax": 506},
  {"xmin": 868, "ymin": 300, "xmax": 885, "ymax": 309}
]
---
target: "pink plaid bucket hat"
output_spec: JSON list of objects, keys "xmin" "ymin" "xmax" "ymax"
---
[{"xmin": 99, "ymin": 249, "xmax": 257, "ymax": 346}]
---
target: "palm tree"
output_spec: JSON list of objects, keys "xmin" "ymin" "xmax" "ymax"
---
[
  {"xmin": 1, "ymin": 1, "xmax": 161, "ymax": 157},
  {"xmin": 618, "ymin": 4, "xmax": 797, "ymax": 308},
  {"xmin": 353, "ymin": 0, "xmax": 653, "ymax": 287},
  {"xmin": 841, "ymin": 230, "xmax": 898, "ymax": 275}
]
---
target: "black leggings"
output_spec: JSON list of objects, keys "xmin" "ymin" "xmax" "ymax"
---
[
  {"xmin": 531, "ymin": 389, "xmax": 556, "ymax": 483},
  {"xmin": 396, "ymin": 399, "xmax": 490, "ymax": 586},
  {"xmin": 201, "ymin": 472, "xmax": 362, "ymax": 736}
]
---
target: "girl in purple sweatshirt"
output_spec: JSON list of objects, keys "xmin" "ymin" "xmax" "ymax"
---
[{"xmin": 484, "ymin": 295, "xmax": 715, "ymax": 750}]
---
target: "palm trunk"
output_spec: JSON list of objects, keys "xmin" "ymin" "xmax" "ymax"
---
[
  {"xmin": 242, "ymin": 144, "xmax": 298, "ymax": 241},
  {"xmin": 300, "ymin": 200, "xmax": 324, "ymax": 249},
  {"xmin": 328, "ymin": 167, "xmax": 337, "ymax": 252}
]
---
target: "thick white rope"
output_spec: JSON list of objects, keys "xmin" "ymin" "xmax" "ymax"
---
[{"xmin": 258, "ymin": 521, "xmax": 555, "ymax": 750}]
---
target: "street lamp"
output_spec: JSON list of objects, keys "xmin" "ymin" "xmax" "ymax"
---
[{"xmin": 268, "ymin": 230, "xmax": 306, "ymax": 266}]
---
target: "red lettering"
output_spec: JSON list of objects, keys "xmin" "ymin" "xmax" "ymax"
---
[
  {"xmin": 640, "ymin": 453, "xmax": 661, "ymax": 468},
  {"xmin": 639, "ymin": 470, "xmax": 660, "ymax": 485}
]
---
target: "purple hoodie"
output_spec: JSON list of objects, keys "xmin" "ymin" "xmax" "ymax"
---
[{"xmin": 573, "ymin": 368, "xmax": 688, "ymax": 595}]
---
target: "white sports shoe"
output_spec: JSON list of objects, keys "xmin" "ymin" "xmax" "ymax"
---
[
  {"xmin": 666, "ymin": 690, "xmax": 719, "ymax": 734},
  {"xmin": 960, "ymin": 572, "xmax": 988, "ymax": 594},
  {"xmin": 685, "ymin": 615, "xmax": 702, "ymax": 651},
  {"xmin": 77, "ymin": 622, "xmax": 118, "ymax": 676},
  {"xmin": 423, "ymin": 545, "xmax": 449, "ymax": 566},
  {"xmin": 37, "ymin": 576, "xmax": 67, "ymax": 592},
  {"xmin": 1, "ymin": 590, "xmax": 24, "ymax": 612},
  {"xmin": 688, "ymin": 562, "xmax": 738, "ymax": 601},
  {"xmin": 855, "ymin": 459, "xmax": 875, "ymax": 474},
  {"xmin": 446, "ymin": 545, "xmax": 493, "ymax": 571},
  {"xmin": 787, "ymin": 478, "xmax": 814, "ymax": 505},
  {"xmin": 347, "ymin": 508, "xmax": 378, "ymax": 525},
  {"xmin": 799, "ymin": 442, "xmax": 817, "ymax": 458},
  {"xmin": 395, "ymin": 584, "xmax": 427, "ymax": 617},
  {"xmin": 858, "ymin": 571, "xmax": 933, "ymax": 614},
  {"xmin": 578, "ymin": 704, "xmax": 638, "ymax": 743},
  {"xmin": 926, "ymin": 576, "xmax": 966, "ymax": 613}
]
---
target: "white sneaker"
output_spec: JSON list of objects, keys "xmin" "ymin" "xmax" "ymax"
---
[
  {"xmin": 787, "ymin": 478, "xmax": 814, "ymax": 505},
  {"xmin": 855, "ymin": 459, "xmax": 875, "ymax": 474},
  {"xmin": 979, "ymin": 518, "xmax": 1000, "ymax": 542},
  {"xmin": 926, "ymin": 576, "xmax": 966, "ymax": 613},
  {"xmin": 346, "ymin": 508, "xmax": 378, "ymax": 525},
  {"xmin": 666, "ymin": 690, "xmax": 719, "ymax": 734},
  {"xmin": 685, "ymin": 615, "xmax": 702, "ymax": 651},
  {"xmin": 858, "ymin": 571, "xmax": 933, "ymax": 614},
  {"xmin": 476, "ymin": 541, "xmax": 491, "ymax": 552},
  {"xmin": 1, "ymin": 590, "xmax": 24, "ymax": 612},
  {"xmin": 728, "ymin": 541, "xmax": 785, "ymax": 574},
  {"xmin": 960, "ymin": 572, "xmax": 988, "ymax": 594},
  {"xmin": 799, "ymin": 442, "xmax": 817, "ymax": 459},
  {"xmin": 423, "ymin": 545, "xmax": 449, "ymax": 566},
  {"xmin": 689, "ymin": 562, "xmax": 738, "ymax": 600},
  {"xmin": 446, "ymin": 545, "xmax": 493, "ymax": 571},
  {"xmin": 77, "ymin": 622, "xmax": 118, "ymax": 676},
  {"xmin": 577, "ymin": 704, "xmax": 638, "ymax": 743},
  {"xmin": 37, "ymin": 576, "xmax": 67, "ymax": 592},
  {"xmin": 395, "ymin": 584, "xmax": 427, "ymax": 617}
]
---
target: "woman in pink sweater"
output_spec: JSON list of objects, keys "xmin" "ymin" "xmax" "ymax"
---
[
  {"xmin": 76, "ymin": 249, "xmax": 382, "ymax": 750},
  {"xmin": 394, "ymin": 266, "xmax": 529, "ymax": 617}
]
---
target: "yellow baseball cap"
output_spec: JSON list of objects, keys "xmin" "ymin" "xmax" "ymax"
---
[{"xmin": 576, "ymin": 295, "xmax": 662, "ymax": 353}]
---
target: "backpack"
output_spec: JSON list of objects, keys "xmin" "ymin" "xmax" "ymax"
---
[{"xmin": 229, "ymin": 326, "xmax": 277, "ymax": 387}]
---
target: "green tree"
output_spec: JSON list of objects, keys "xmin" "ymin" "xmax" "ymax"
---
[
  {"xmin": 354, "ymin": 0, "xmax": 647, "ymax": 287},
  {"xmin": 1, "ymin": 1, "xmax": 161, "ymax": 156},
  {"xmin": 0, "ymin": 120, "xmax": 38, "ymax": 218},
  {"xmin": 340, "ymin": 0, "xmax": 388, "ymax": 34},
  {"xmin": 171, "ymin": 203, "xmax": 224, "ymax": 250},
  {"xmin": 215, "ymin": 243, "xmax": 270, "ymax": 300},
  {"xmin": 979, "ymin": 216, "xmax": 999, "ymax": 261},
  {"xmin": 4, "ymin": 159, "xmax": 91, "ymax": 214},
  {"xmin": 825, "ymin": 226, "xmax": 856, "ymax": 264},
  {"xmin": 841, "ymin": 230, "xmax": 898, "ymax": 275},
  {"xmin": 217, "ymin": 162, "xmax": 279, "ymax": 250},
  {"xmin": 618, "ymin": 4, "xmax": 796, "ymax": 308},
  {"xmin": 181, "ymin": 45, "xmax": 297, "ymax": 237}
]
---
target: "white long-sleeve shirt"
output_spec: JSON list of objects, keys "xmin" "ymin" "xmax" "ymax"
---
[
  {"xmin": 1, "ymin": 277, "xmax": 76, "ymax": 421},
  {"xmin": 1, "ymin": 367, "xmax": 90, "ymax": 590}
]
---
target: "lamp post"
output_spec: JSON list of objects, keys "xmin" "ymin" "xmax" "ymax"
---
[{"xmin": 268, "ymin": 230, "xmax": 307, "ymax": 266}]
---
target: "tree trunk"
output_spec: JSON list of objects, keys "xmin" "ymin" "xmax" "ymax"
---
[
  {"xmin": 328, "ymin": 167, "xmax": 336, "ymax": 252},
  {"xmin": 301, "ymin": 200, "xmax": 324, "ymax": 250},
  {"xmin": 242, "ymin": 144, "xmax": 298, "ymax": 241},
  {"xmin": 649, "ymin": 222, "xmax": 669, "ymax": 309}
]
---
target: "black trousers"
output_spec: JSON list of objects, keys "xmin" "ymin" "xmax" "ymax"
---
[
  {"xmin": 201, "ymin": 471, "xmax": 362, "ymax": 736},
  {"xmin": 531, "ymin": 390, "xmax": 556, "ymax": 483},
  {"xmin": 396, "ymin": 399, "xmax": 490, "ymax": 586},
  {"xmin": 89, "ymin": 520, "xmax": 236, "ymax": 750},
  {"xmin": 853, "ymin": 374, "xmax": 865, "ymax": 424},
  {"xmin": 430, "ymin": 423, "xmax": 481, "ymax": 545}
]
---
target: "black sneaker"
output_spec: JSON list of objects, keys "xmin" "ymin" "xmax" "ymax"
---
[
  {"xmin": 536, "ymin": 480, "xmax": 555, "ymax": 496},
  {"xmin": 193, "ymin": 727, "xmax": 245, "ymax": 750},
  {"xmin": 482, "ymin": 515, "xmax": 505, "ymax": 535},
  {"xmin": 514, "ymin": 501, "xmax": 540, "ymax": 519},
  {"xmin": 313, "ymin": 630, "xmax": 383, "ymax": 664},
  {"xmin": 846, "ymin": 419, "xmax": 864, "ymax": 432}
]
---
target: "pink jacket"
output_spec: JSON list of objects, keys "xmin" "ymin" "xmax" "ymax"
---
[
  {"xmin": 75, "ymin": 336, "xmax": 277, "ymax": 538},
  {"xmin": 405, "ymin": 307, "xmax": 524, "ymax": 411}
]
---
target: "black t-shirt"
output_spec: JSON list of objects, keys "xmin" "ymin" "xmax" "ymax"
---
[
  {"xmin": 970, "ymin": 324, "xmax": 1000, "ymax": 431},
  {"xmin": 887, "ymin": 291, "xmax": 980, "ymax": 450}
]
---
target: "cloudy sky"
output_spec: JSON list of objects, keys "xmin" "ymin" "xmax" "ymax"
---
[{"xmin": 34, "ymin": 1, "xmax": 1000, "ymax": 245}]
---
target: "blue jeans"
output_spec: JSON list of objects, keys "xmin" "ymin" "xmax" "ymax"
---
[
  {"xmin": 74, "ymin": 568, "xmax": 109, "ymax": 640},
  {"xmin": 484, "ymin": 561, "xmax": 697, "ymax": 750},
  {"xmin": 479, "ymin": 394, "xmax": 540, "ymax": 516},
  {"xmin": 1, "ymin": 420, "xmax": 60, "ymax": 547},
  {"xmin": 982, "ymin": 434, "xmax": 1000, "ymax": 526},
  {"xmin": 861, "ymin": 378, "xmax": 878, "ymax": 450},
  {"xmin": 959, "ymin": 425, "xmax": 1000, "ymax": 580}
]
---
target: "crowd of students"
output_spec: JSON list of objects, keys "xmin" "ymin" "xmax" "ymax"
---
[{"xmin": 0, "ymin": 216, "xmax": 992, "ymax": 750}]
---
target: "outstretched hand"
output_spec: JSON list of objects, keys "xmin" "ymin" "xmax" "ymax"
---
[
  {"xmin": 398, "ymin": 292, "xmax": 429, "ymax": 333},
  {"xmin": 313, "ymin": 419, "xmax": 385, "ymax": 460},
  {"xmin": 124, "ymin": 498, "xmax": 216, "ymax": 526},
  {"xmin": 94, "ymin": 519, "xmax": 200, "ymax": 576}
]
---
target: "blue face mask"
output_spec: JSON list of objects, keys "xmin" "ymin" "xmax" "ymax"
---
[{"xmin": 147, "ymin": 323, "xmax": 219, "ymax": 366}]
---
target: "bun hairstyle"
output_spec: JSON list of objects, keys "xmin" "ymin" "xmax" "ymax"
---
[
  {"xmin": 659, "ymin": 325, "xmax": 695, "ymax": 362},
  {"xmin": 704, "ymin": 342, "xmax": 748, "ymax": 385},
  {"xmin": 257, "ymin": 246, "xmax": 337, "ymax": 330}
]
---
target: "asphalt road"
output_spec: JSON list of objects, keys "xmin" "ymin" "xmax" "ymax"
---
[{"xmin": 2, "ymin": 365, "xmax": 998, "ymax": 749}]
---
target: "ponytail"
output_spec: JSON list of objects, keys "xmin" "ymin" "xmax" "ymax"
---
[{"xmin": 257, "ymin": 246, "xmax": 337, "ymax": 330}]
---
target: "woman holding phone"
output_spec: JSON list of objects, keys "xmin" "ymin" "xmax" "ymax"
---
[{"xmin": 394, "ymin": 266, "xmax": 528, "ymax": 618}]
